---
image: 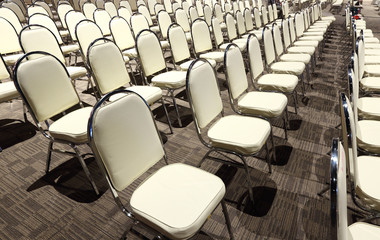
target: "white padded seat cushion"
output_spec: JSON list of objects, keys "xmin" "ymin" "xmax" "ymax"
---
[
  {"xmin": 247, "ymin": 30, "xmax": 263, "ymax": 40},
  {"xmin": 160, "ymin": 40, "xmax": 170, "ymax": 49},
  {"xmin": 257, "ymin": 74, "xmax": 298, "ymax": 93},
  {"xmin": 152, "ymin": 71, "xmax": 187, "ymax": 89},
  {"xmin": 357, "ymin": 120, "xmax": 380, "ymax": 154},
  {"xmin": 360, "ymin": 77, "xmax": 380, "ymax": 92},
  {"xmin": 66, "ymin": 66, "xmax": 87, "ymax": 79},
  {"xmin": 238, "ymin": 91, "xmax": 287, "ymax": 118},
  {"xmin": 279, "ymin": 53, "xmax": 311, "ymax": 64},
  {"xmin": 270, "ymin": 61, "xmax": 305, "ymax": 75},
  {"xmin": 294, "ymin": 40, "xmax": 319, "ymax": 47},
  {"xmin": 199, "ymin": 51, "xmax": 225, "ymax": 63},
  {"xmin": 358, "ymin": 97, "xmax": 380, "ymax": 120},
  {"xmin": 179, "ymin": 59, "xmax": 216, "ymax": 71},
  {"xmin": 0, "ymin": 81, "xmax": 19, "ymax": 102},
  {"xmin": 122, "ymin": 48, "xmax": 138, "ymax": 58},
  {"xmin": 61, "ymin": 44, "xmax": 80, "ymax": 55},
  {"xmin": 355, "ymin": 155, "xmax": 380, "ymax": 211},
  {"xmin": 150, "ymin": 25, "xmax": 160, "ymax": 33},
  {"xmin": 304, "ymin": 28, "xmax": 325, "ymax": 34},
  {"xmin": 365, "ymin": 38, "xmax": 380, "ymax": 44},
  {"xmin": 365, "ymin": 43, "xmax": 380, "ymax": 49},
  {"xmin": 3, "ymin": 53, "xmax": 24, "ymax": 66},
  {"xmin": 108, "ymin": 86, "xmax": 162, "ymax": 105},
  {"xmin": 219, "ymin": 41, "xmax": 246, "ymax": 52},
  {"xmin": 220, "ymin": 22, "xmax": 226, "ymax": 30},
  {"xmin": 299, "ymin": 35, "xmax": 323, "ymax": 42},
  {"xmin": 185, "ymin": 32, "xmax": 192, "ymax": 41},
  {"xmin": 131, "ymin": 163, "xmax": 225, "ymax": 240},
  {"xmin": 321, "ymin": 16, "xmax": 335, "ymax": 21},
  {"xmin": 364, "ymin": 65, "xmax": 380, "ymax": 77},
  {"xmin": 365, "ymin": 55, "xmax": 380, "ymax": 64},
  {"xmin": 287, "ymin": 46, "xmax": 315, "ymax": 55},
  {"xmin": 59, "ymin": 29, "xmax": 69, "ymax": 37},
  {"xmin": 49, "ymin": 106, "xmax": 93, "ymax": 143},
  {"xmin": 349, "ymin": 222, "xmax": 380, "ymax": 239},
  {"xmin": 208, "ymin": 115, "xmax": 270, "ymax": 154}
]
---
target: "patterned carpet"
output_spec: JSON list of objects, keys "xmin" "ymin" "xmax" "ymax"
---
[{"xmin": 0, "ymin": 9, "xmax": 354, "ymax": 240}]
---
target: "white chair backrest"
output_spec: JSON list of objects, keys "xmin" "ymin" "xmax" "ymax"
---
[
  {"xmin": 195, "ymin": 0, "xmax": 204, "ymax": 16},
  {"xmin": 182, "ymin": 0, "xmax": 190, "ymax": 15},
  {"xmin": 0, "ymin": 55, "xmax": 10, "ymax": 80},
  {"xmin": 157, "ymin": 10, "xmax": 172, "ymax": 39},
  {"xmin": 272, "ymin": 23, "xmax": 284, "ymax": 57},
  {"xmin": 75, "ymin": 19, "xmax": 104, "ymax": 60},
  {"xmin": 88, "ymin": 92, "xmax": 165, "ymax": 192},
  {"xmin": 120, "ymin": 0, "xmax": 133, "ymax": 13},
  {"xmin": 105, "ymin": 1, "xmax": 118, "ymax": 17},
  {"xmin": 34, "ymin": 1, "xmax": 54, "ymax": 18},
  {"xmin": 236, "ymin": 10, "xmax": 246, "ymax": 36},
  {"xmin": 14, "ymin": 53, "xmax": 79, "ymax": 122},
  {"xmin": 29, "ymin": 13, "xmax": 64, "ymax": 45},
  {"xmin": 94, "ymin": 9, "xmax": 112, "ymax": 36},
  {"xmin": 212, "ymin": 17, "xmax": 224, "ymax": 47},
  {"xmin": 225, "ymin": 44, "xmax": 248, "ymax": 101},
  {"xmin": 261, "ymin": 5, "xmax": 268, "ymax": 25},
  {"xmin": 118, "ymin": 6, "xmax": 132, "ymax": 24},
  {"xmin": 205, "ymin": 0, "xmax": 212, "ymax": 8},
  {"xmin": 0, "ymin": 7, "xmax": 22, "ymax": 34},
  {"xmin": 172, "ymin": 2, "xmax": 181, "ymax": 12},
  {"xmin": 0, "ymin": 17, "xmax": 21, "ymax": 54},
  {"xmin": 247, "ymin": 34, "xmax": 264, "ymax": 80},
  {"xmin": 136, "ymin": 30, "xmax": 166, "ymax": 76},
  {"xmin": 19, "ymin": 25, "xmax": 65, "ymax": 64},
  {"xmin": 238, "ymin": 1, "xmax": 245, "ymax": 12},
  {"xmin": 57, "ymin": 2, "xmax": 74, "ymax": 27},
  {"xmin": 130, "ymin": 13, "xmax": 149, "ymax": 36},
  {"xmin": 148, "ymin": 0, "xmax": 157, "ymax": 15},
  {"xmin": 272, "ymin": 3, "xmax": 277, "ymax": 19},
  {"xmin": 268, "ymin": 4, "xmax": 274, "ymax": 22},
  {"xmin": 281, "ymin": 18, "xmax": 291, "ymax": 49},
  {"xmin": 2, "ymin": 2, "xmax": 25, "ymax": 23},
  {"xmin": 96, "ymin": 0, "xmax": 105, "ymax": 8},
  {"xmin": 356, "ymin": 36, "xmax": 365, "ymax": 82},
  {"xmin": 191, "ymin": 19, "xmax": 213, "ymax": 55},
  {"xmin": 175, "ymin": 8, "xmax": 190, "ymax": 32},
  {"xmin": 110, "ymin": 16, "xmax": 135, "ymax": 51},
  {"xmin": 253, "ymin": 7, "xmax": 262, "ymax": 28},
  {"xmin": 288, "ymin": 16, "xmax": 297, "ymax": 43},
  {"xmin": 65, "ymin": 10, "xmax": 86, "ymax": 41},
  {"xmin": 163, "ymin": 0, "xmax": 173, "ymax": 13},
  {"xmin": 138, "ymin": 4, "xmax": 154, "ymax": 26},
  {"xmin": 244, "ymin": 8, "xmax": 254, "ymax": 31},
  {"xmin": 232, "ymin": 1, "xmax": 239, "ymax": 15},
  {"xmin": 72, "ymin": 0, "xmax": 81, "ymax": 11},
  {"xmin": 154, "ymin": 3, "xmax": 165, "ymax": 14},
  {"xmin": 263, "ymin": 27, "xmax": 276, "ymax": 65},
  {"xmin": 88, "ymin": 40, "xmax": 131, "ymax": 95},
  {"xmin": 168, "ymin": 24, "xmax": 191, "ymax": 63},
  {"xmin": 189, "ymin": 6, "xmax": 198, "ymax": 22},
  {"xmin": 187, "ymin": 59, "xmax": 223, "ymax": 129},
  {"xmin": 225, "ymin": 12, "xmax": 238, "ymax": 40},
  {"xmin": 114, "ymin": 0, "xmax": 122, "ymax": 8},
  {"xmin": 224, "ymin": 2, "xmax": 232, "ymax": 12},
  {"xmin": 203, "ymin": 4, "xmax": 212, "ymax": 26},
  {"xmin": 10, "ymin": 0, "xmax": 26, "ymax": 16},
  {"xmin": 137, "ymin": 0, "xmax": 146, "ymax": 7},
  {"xmin": 294, "ymin": 12, "xmax": 304, "ymax": 38},
  {"xmin": 214, "ymin": 3, "xmax": 224, "ymax": 23},
  {"xmin": 27, "ymin": 4, "xmax": 49, "ymax": 18},
  {"xmin": 82, "ymin": 2, "xmax": 97, "ymax": 21}
]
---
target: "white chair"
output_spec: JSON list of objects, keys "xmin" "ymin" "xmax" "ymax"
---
[
  {"xmin": 13, "ymin": 52, "xmax": 99, "ymax": 195},
  {"xmin": 27, "ymin": 4, "xmax": 50, "ymax": 18},
  {"xmin": 224, "ymin": 13, "xmax": 247, "ymax": 49},
  {"xmin": 188, "ymin": 6, "xmax": 199, "ymax": 22},
  {"xmin": 214, "ymin": 3, "xmax": 227, "ymax": 30},
  {"xmin": 57, "ymin": 2, "xmax": 74, "ymax": 31},
  {"xmin": 203, "ymin": 4, "xmax": 212, "ymax": 26},
  {"xmin": 65, "ymin": 10, "xmax": 86, "ymax": 42},
  {"xmin": 174, "ymin": 8, "xmax": 192, "ymax": 41},
  {"xmin": 82, "ymin": 2, "xmax": 97, "ymax": 21},
  {"xmin": 186, "ymin": 58, "xmax": 273, "ymax": 205},
  {"xmin": 168, "ymin": 23, "xmax": 216, "ymax": 70},
  {"xmin": 330, "ymin": 138, "xmax": 380, "ymax": 240},
  {"xmin": 118, "ymin": 6, "xmax": 131, "ymax": 24},
  {"xmin": 136, "ymin": 29, "xmax": 187, "ymax": 127},
  {"xmin": 242, "ymin": 8, "xmax": 262, "ymax": 40},
  {"xmin": 212, "ymin": 17, "xmax": 244, "ymax": 52},
  {"xmin": 88, "ymin": 90, "xmax": 234, "ymax": 240},
  {"xmin": 104, "ymin": 1, "xmax": 118, "ymax": 17},
  {"xmin": 0, "ymin": 6, "xmax": 23, "ymax": 34},
  {"xmin": 110, "ymin": 16, "xmax": 138, "ymax": 60},
  {"xmin": 93, "ymin": 9, "xmax": 112, "ymax": 38},
  {"xmin": 224, "ymin": 43, "xmax": 289, "ymax": 142},
  {"xmin": 1, "ymin": 2, "xmax": 26, "ymax": 24},
  {"xmin": 262, "ymin": 27, "xmax": 307, "ymax": 95},
  {"xmin": 19, "ymin": 25, "xmax": 89, "ymax": 87},
  {"xmin": 87, "ymin": 38, "xmax": 173, "ymax": 133},
  {"xmin": 0, "ymin": 17, "xmax": 23, "ymax": 67},
  {"xmin": 247, "ymin": 34, "xmax": 299, "ymax": 114},
  {"xmin": 157, "ymin": 10, "xmax": 172, "ymax": 40},
  {"xmin": 138, "ymin": 4, "xmax": 160, "ymax": 32},
  {"xmin": 120, "ymin": 0, "xmax": 133, "ymax": 13}
]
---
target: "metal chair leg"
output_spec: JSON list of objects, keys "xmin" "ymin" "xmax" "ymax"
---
[
  {"xmin": 269, "ymin": 124, "xmax": 277, "ymax": 163},
  {"xmin": 161, "ymin": 97, "xmax": 173, "ymax": 134},
  {"xmin": 265, "ymin": 142, "xmax": 272, "ymax": 173},
  {"xmin": 284, "ymin": 107, "xmax": 289, "ymax": 140},
  {"xmin": 293, "ymin": 91, "xmax": 298, "ymax": 114},
  {"xmin": 221, "ymin": 200, "xmax": 235, "ymax": 240},
  {"xmin": 171, "ymin": 91, "xmax": 182, "ymax": 127},
  {"xmin": 240, "ymin": 156, "xmax": 255, "ymax": 204},
  {"xmin": 45, "ymin": 140, "xmax": 54, "ymax": 173},
  {"xmin": 70, "ymin": 144, "xmax": 99, "ymax": 195}
]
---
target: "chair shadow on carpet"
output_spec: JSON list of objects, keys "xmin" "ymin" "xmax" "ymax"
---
[{"xmin": 0, "ymin": 118, "xmax": 37, "ymax": 150}]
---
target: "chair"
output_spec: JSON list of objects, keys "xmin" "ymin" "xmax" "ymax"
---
[
  {"xmin": 82, "ymin": 2, "xmax": 97, "ymax": 21},
  {"xmin": 57, "ymin": 2, "xmax": 74, "ymax": 31},
  {"xmin": 157, "ymin": 10, "xmax": 172, "ymax": 40},
  {"xmin": 163, "ymin": 0, "xmax": 174, "ymax": 15},
  {"xmin": 87, "ymin": 38, "xmax": 173, "ymax": 133},
  {"xmin": 242, "ymin": 8, "xmax": 262, "ymax": 40},
  {"xmin": 247, "ymin": 34, "xmax": 299, "ymax": 113},
  {"xmin": 110, "ymin": 16, "xmax": 138, "ymax": 60},
  {"xmin": 13, "ymin": 51, "xmax": 99, "ymax": 195},
  {"xmin": 65, "ymin": 10, "xmax": 86, "ymax": 42},
  {"xmin": 138, "ymin": 4, "xmax": 160, "ymax": 33},
  {"xmin": 330, "ymin": 138, "xmax": 380, "ymax": 240},
  {"xmin": 1, "ymin": 1, "xmax": 26, "ymax": 24},
  {"xmin": 357, "ymin": 36, "xmax": 380, "ymax": 78},
  {"xmin": 88, "ymin": 90, "xmax": 234, "ymax": 239},
  {"xmin": 168, "ymin": 23, "xmax": 216, "ymax": 71},
  {"xmin": 188, "ymin": 6, "xmax": 199, "ymax": 23},
  {"xmin": 95, "ymin": 0, "xmax": 104, "ymax": 8},
  {"xmin": 27, "ymin": 4, "xmax": 50, "ymax": 18},
  {"xmin": 174, "ymin": 8, "xmax": 192, "ymax": 41},
  {"xmin": 0, "ymin": 17, "xmax": 24, "ymax": 67},
  {"xmin": 104, "ymin": 1, "xmax": 118, "ymax": 17},
  {"xmin": 203, "ymin": 4, "xmax": 212, "ymax": 26},
  {"xmin": 191, "ymin": 18, "xmax": 224, "ymax": 64},
  {"xmin": 19, "ymin": 25, "xmax": 89, "ymax": 86},
  {"xmin": 224, "ymin": 43, "xmax": 289, "ymax": 142},
  {"xmin": 340, "ymin": 93, "xmax": 380, "ymax": 214},
  {"xmin": 34, "ymin": 0, "xmax": 55, "ymax": 19},
  {"xmin": 0, "ymin": 6, "xmax": 23, "ymax": 34},
  {"xmin": 262, "ymin": 27, "xmax": 307, "ymax": 95},
  {"xmin": 186, "ymin": 58, "xmax": 273, "ymax": 206},
  {"xmin": 118, "ymin": 6, "xmax": 131, "ymax": 24},
  {"xmin": 213, "ymin": 3, "xmax": 226, "ymax": 30},
  {"xmin": 28, "ymin": 13, "xmax": 80, "ymax": 65},
  {"xmin": 120, "ymin": 0, "xmax": 133, "ymax": 13},
  {"xmin": 195, "ymin": 0, "xmax": 204, "ymax": 17},
  {"xmin": 93, "ymin": 9, "xmax": 112, "ymax": 38},
  {"xmin": 136, "ymin": 29, "xmax": 187, "ymax": 126},
  {"xmin": 224, "ymin": 13, "xmax": 247, "ymax": 48}
]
